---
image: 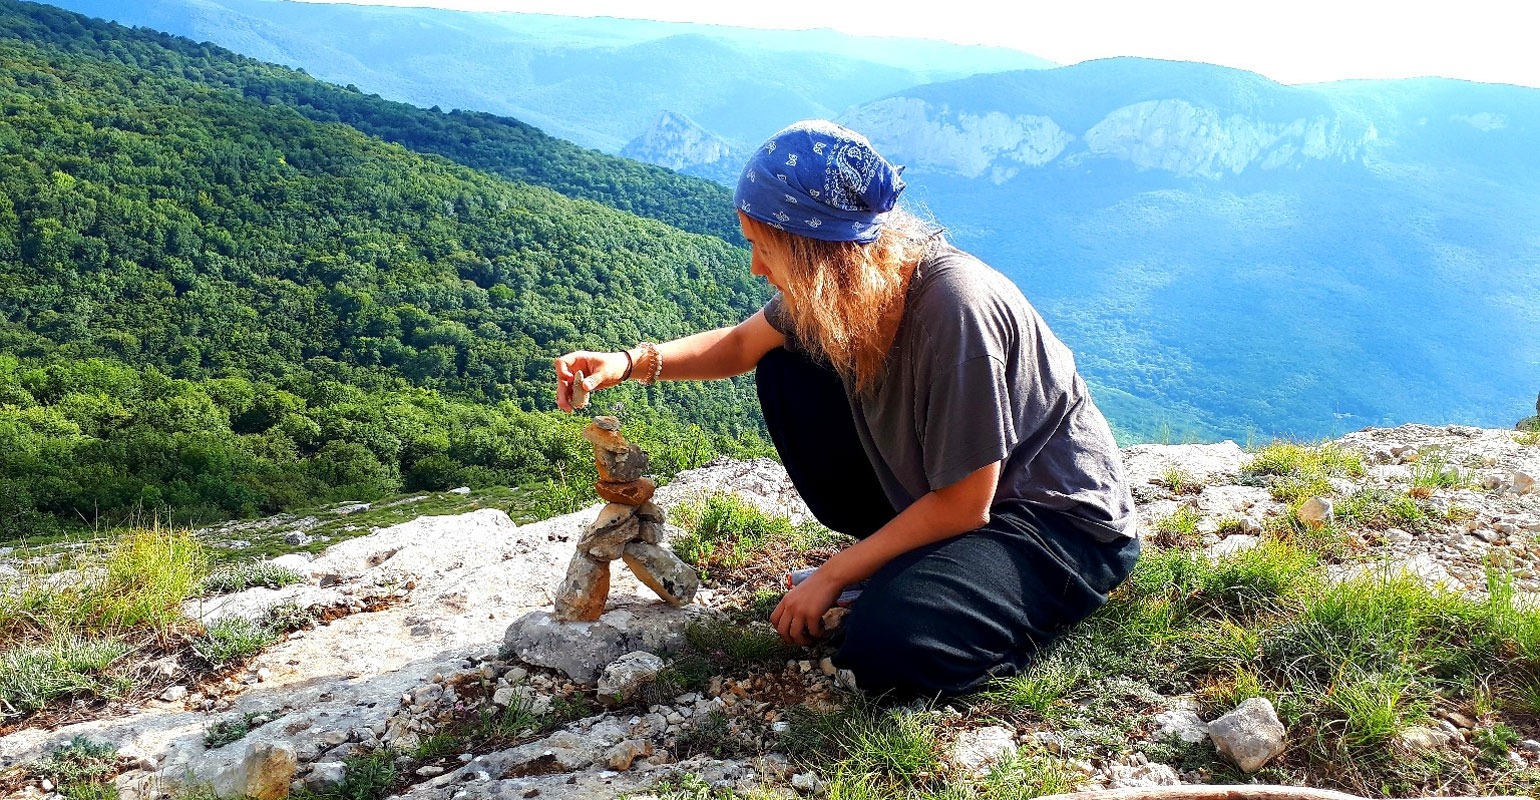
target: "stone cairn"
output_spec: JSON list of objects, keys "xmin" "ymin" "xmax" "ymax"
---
[{"xmin": 554, "ymin": 416, "xmax": 700, "ymax": 621}]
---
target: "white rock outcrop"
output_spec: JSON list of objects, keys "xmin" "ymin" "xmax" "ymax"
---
[{"xmin": 842, "ymin": 97, "xmax": 1072, "ymax": 182}]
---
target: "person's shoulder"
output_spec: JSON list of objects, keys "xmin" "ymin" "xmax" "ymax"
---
[{"xmin": 910, "ymin": 241, "xmax": 1030, "ymax": 317}]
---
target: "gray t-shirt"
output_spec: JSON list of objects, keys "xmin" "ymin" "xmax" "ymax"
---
[{"xmin": 763, "ymin": 240, "xmax": 1136, "ymax": 542}]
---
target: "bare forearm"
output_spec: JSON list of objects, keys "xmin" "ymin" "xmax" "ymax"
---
[
  {"xmin": 820, "ymin": 491, "xmax": 989, "ymax": 585},
  {"xmin": 635, "ymin": 326, "xmax": 750, "ymax": 382},
  {"xmin": 819, "ymin": 461, "xmax": 1001, "ymax": 587}
]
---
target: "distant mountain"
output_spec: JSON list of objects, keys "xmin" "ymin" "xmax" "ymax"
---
[
  {"xmin": 840, "ymin": 59, "xmax": 1540, "ymax": 441},
  {"xmin": 621, "ymin": 111, "xmax": 740, "ymax": 185},
  {"xmin": 45, "ymin": 0, "xmax": 1052, "ymax": 153}
]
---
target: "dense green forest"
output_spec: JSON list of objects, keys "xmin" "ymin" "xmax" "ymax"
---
[
  {"xmin": 0, "ymin": 1, "xmax": 770, "ymax": 538},
  {"xmin": 3, "ymin": 0, "xmax": 742, "ymax": 244}
]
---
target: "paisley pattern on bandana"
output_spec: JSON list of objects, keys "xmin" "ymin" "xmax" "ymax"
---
[
  {"xmin": 733, "ymin": 120, "xmax": 905, "ymax": 243},
  {"xmin": 825, "ymin": 140, "xmax": 883, "ymax": 213}
]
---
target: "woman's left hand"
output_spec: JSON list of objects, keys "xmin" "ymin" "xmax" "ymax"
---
[{"xmin": 770, "ymin": 568, "xmax": 843, "ymax": 646}]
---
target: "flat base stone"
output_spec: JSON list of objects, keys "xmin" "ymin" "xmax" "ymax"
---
[{"xmin": 504, "ymin": 603, "xmax": 717, "ymax": 684}]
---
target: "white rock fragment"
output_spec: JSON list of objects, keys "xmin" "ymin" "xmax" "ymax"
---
[
  {"xmin": 604, "ymin": 739, "xmax": 651, "ymax": 771},
  {"xmin": 1107, "ymin": 762, "xmax": 1182, "ymax": 788},
  {"xmin": 1397, "ymin": 726, "xmax": 1455, "ymax": 753},
  {"xmin": 207, "ymin": 741, "xmax": 298, "ymax": 800},
  {"xmin": 949, "ymin": 726, "xmax": 1017, "ymax": 776},
  {"xmin": 306, "ymin": 762, "xmax": 346, "ymax": 789},
  {"xmin": 597, "ymin": 651, "xmax": 666, "ymax": 702},
  {"xmin": 1205, "ymin": 535, "xmax": 1259, "ymax": 561},
  {"xmin": 1152, "ymin": 708, "xmax": 1210, "ymax": 744},
  {"xmin": 1207, "ymin": 697, "xmax": 1286, "ymax": 773}
]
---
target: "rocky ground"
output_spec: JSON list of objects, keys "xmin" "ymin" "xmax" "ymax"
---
[{"xmin": 2, "ymin": 424, "xmax": 1538, "ymax": 800}]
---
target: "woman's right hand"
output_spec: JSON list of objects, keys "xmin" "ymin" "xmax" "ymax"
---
[{"xmin": 553, "ymin": 350, "xmax": 631, "ymax": 412}]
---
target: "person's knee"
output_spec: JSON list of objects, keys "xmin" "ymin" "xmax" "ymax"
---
[{"xmin": 835, "ymin": 605, "xmax": 977, "ymax": 697}]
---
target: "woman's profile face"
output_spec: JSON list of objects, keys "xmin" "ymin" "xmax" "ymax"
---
[{"xmin": 738, "ymin": 212, "xmax": 789, "ymax": 294}]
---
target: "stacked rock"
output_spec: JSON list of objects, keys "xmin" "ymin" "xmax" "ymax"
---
[{"xmin": 554, "ymin": 417, "xmax": 700, "ymax": 622}]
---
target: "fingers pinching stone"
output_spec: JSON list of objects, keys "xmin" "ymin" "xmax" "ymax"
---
[
  {"xmin": 549, "ymin": 417, "xmax": 699, "ymax": 621},
  {"xmin": 572, "ymin": 369, "xmax": 590, "ymax": 410}
]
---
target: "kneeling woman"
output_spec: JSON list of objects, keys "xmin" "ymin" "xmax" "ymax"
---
[{"xmin": 554, "ymin": 120, "xmax": 1139, "ymax": 698}]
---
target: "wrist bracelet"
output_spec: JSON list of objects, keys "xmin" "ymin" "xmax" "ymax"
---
[
  {"xmin": 638, "ymin": 341, "xmax": 663, "ymax": 385},
  {"xmin": 619, "ymin": 349, "xmax": 635, "ymax": 382}
]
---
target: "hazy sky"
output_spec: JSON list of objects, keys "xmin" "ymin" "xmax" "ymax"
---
[{"xmin": 294, "ymin": 0, "xmax": 1539, "ymax": 88}]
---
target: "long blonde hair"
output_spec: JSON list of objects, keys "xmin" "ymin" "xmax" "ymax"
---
[{"xmin": 745, "ymin": 208, "xmax": 938, "ymax": 394}]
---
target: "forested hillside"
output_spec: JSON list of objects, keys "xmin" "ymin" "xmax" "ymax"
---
[
  {"xmin": 0, "ymin": 1, "xmax": 770, "ymax": 537},
  {"xmin": 5, "ymin": 0, "xmax": 742, "ymax": 244}
]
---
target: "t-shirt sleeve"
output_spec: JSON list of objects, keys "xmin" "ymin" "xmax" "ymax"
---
[
  {"xmin": 912, "ymin": 282, "xmax": 1037, "ymax": 492},
  {"xmin": 762, "ymin": 293, "xmax": 810, "ymax": 354},
  {"xmin": 921, "ymin": 354, "xmax": 1017, "ymax": 491},
  {"xmin": 762, "ymin": 293, "xmax": 792, "ymax": 336}
]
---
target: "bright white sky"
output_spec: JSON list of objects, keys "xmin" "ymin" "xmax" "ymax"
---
[{"xmin": 297, "ymin": 0, "xmax": 1540, "ymax": 88}]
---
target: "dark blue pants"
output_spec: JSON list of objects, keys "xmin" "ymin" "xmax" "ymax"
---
[{"xmin": 756, "ymin": 346, "xmax": 1140, "ymax": 698}]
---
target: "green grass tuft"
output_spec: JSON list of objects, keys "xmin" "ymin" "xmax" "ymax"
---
[
  {"xmin": 1407, "ymin": 450, "xmax": 1465, "ymax": 491},
  {"xmin": 979, "ymin": 750, "xmax": 1081, "ymax": 799},
  {"xmin": 0, "ymin": 636, "xmax": 131, "ymax": 717},
  {"xmin": 1157, "ymin": 466, "xmax": 1204, "ymax": 496},
  {"xmin": 1148, "ymin": 505, "xmax": 1202, "ymax": 549},
  {"xmin": 32, "ymin": 736, "xmax": 119, "ymax": 799},
  {"xmin": 1, "ymin": 527, "xmax": 207, "ymax": 639},
  {"xmin": 198, "ymin": 561, "xmax": 304, "ymax": 595},
  {"xmin": 984, "ymin": 656, "xmax": 1088, "ymax": 719},
  {"xmin": 670, "ymin": 493, "xmax": 845, "ymax": 577},
  {"xmin": 1335, "ymin": 486, "xmax": 1427, "ymax": 531},
  {"xmin": 1240, "ymin": 441, "xmax": 1363, "ymax": 506},
  {"xmin": 191, "ymin": 617, "xmax": 278, "ymax": 668}
]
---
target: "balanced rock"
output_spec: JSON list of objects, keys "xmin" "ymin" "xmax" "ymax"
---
[
  {"xmin": 582, "ymin": 416, "xmax": 629, "ymax": 453},
  {"xmin": 622, "ymin": 542, "xmax": 699, "ymax": 606},
  {"xmin": 596, "ymin": 478, "xmax": 656, "ymax": 506},
  {"xmin": 581, "ymin": 504, "xmax": 642, "ymax": 561},
  {"xmin": 553, "ymin": 555, "xmax": 611, "ymax": 622},
  {"xmin": 1208, "ymin": 697, "xmax": 1286, "ymax": 773}
]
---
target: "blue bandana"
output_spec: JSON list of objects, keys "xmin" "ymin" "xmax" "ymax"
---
[{"xmin": 733, "ymin": 120, "xmax": 905, "ymax": 243}]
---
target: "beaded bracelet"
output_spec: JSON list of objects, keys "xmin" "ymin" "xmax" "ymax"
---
[{"xmin": 638, "ymin": 341, "xmax": 663, "ymax": 385}]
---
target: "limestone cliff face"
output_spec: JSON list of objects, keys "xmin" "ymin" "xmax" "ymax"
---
[
  {"xmin": 620, "ymin": 110, "xmax": 737, "ymax": 182},
  {"xmin": 1078, "ymin": 99, "xmax": 1375, "ymax": 178},
  {"xmin": 840, "ymin": 97, "xmax": 1072, "ymax": 184},
  {"xmin": 843, "ymin": 95, "xmax": 1376, "ymax": 181}
]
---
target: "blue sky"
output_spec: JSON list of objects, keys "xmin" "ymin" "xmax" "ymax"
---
[{"xmin": 294, "ymin": 0, "xmax": 1539, "ymax": 88}]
